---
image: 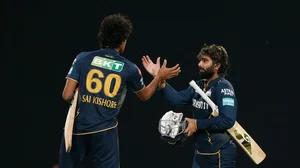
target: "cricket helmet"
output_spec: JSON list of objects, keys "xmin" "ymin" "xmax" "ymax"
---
[{"xmin": 158, "ymin": 111, "xmax": 188, "ymax": 146}]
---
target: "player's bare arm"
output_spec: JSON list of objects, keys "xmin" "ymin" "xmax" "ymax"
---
[
  {"xmin": 62, "ymin": 78, "xmax": 78, "ymax": 103},
  {"xmin": 136, "ymin": 59, "xmax": 181, "ymax": 101}
]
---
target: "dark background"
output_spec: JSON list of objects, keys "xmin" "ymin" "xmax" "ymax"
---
[{"xmin": 24, "ymin": 0, "xmax": 294, "ymax": 167}]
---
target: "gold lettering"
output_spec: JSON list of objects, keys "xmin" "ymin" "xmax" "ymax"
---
[
  {"xmin": 103, "ymin": 98, "xmax": 107, "ymax": 107},
  {"xmin": 103, "ymin": 99, "xmax": 108, "ymax": 106},
  {"xmin": 92, "ymin": 96, "xmax": 98, "ymax": 104},
  {"xmin": 97, "ymin": 97, "xmax": 102, "ymax": 105},
  {"xmin": 82, "ymin": 95, "xmax": 87, "ymax": 102},
  {"xmin": 111, "ymin": 101, "xmax": 116, "ymax": 108},
  {"xmin": 99, "ymin": 98, "xmax": 104, "ymax": 106},
  {"xmin": 106, "ymin": 100, "xmax": 111, "ymax": 107},
  {"xmin": 104, "ymin": 74, "xmax": 121, "ymax": 97},
  {"xmin": 103, "ymin": 98, "xmax": 108, "ymax": 106},
  {"xmin": 84, "ymin": 95, "xmax": 117, "ymax": 108},
  {"xmin": 81, "ymin": 94, "xmax": 91, "ymax": 103}
]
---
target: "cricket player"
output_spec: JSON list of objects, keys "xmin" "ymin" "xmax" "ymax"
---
[
  {"xmin": 142, "ymin": 44, "xmax": 237, "ymax": 168},
  {"xmin": 59, "ymin": 14, "xmax": 181, "ymax": 168}
]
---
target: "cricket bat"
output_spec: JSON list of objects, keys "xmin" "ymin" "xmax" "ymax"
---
[
  {"xmin": 64, "ymin": 89, "xmax": 79, "ymax": 152},
  {"xmin": 189, "ymin": 80, "xmax": 266, "ymax": 165}
]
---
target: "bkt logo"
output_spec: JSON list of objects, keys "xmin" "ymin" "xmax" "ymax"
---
[{"xmin": 91, "ymin": 56, "xmax": 124, "ymax": 72}]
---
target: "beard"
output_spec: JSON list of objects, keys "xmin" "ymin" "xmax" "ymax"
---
[{"xmin": 199, "ymin": 66, "xmax": 214, "ymax": 79}]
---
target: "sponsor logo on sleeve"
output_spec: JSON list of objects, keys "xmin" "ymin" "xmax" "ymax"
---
[
  {"xmin": 68, "ymin": 67, "xmax": 73, "ymax": 75},
  {"xmin": 222, "ymin": 98, "xmax": 235, "ymax": 106},
  {"xmin": 72, "ymin": 58, "xmax": 77, "ymax": 65},
  {"xmin": 221, "ymin": 89, "xmax": 235, "ymax": 96},
  {"xmin": 140, "ymin": 78, "xmax": 144, "ymax": 86}
]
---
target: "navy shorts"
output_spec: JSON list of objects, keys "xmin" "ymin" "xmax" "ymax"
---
[
  {"xmin": 192, "ymin": 141, "xmax": 236, "ymax": 168},
  {"xmin": 59, "ymin": 128, "xmax": 119, "ymax": 168}
]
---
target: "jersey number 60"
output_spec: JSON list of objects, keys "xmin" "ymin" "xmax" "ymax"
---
[{"xmin": 86, "ymin": 69, "xmax": 121, "ymax": 98}]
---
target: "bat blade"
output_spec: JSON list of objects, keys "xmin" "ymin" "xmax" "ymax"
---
[
  {"xmin": 228, "ymin": 122, "xmax": 266, "ymax": 164},
  {"xmin": 64, "ymin": 90, "xmax": 79, "ymax": 152},
  {"xmin": 189, "ymin": 80, "xmax": 266, "ymax": 164}
]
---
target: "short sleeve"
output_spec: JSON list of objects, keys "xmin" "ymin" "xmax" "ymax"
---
[
  {"xmin": 66, "ymin": 53, "xmax": 84, "ymax": 82},
  {"xmin": 127, "ymin": 65, "xmax": 145, "ymax": 92}
]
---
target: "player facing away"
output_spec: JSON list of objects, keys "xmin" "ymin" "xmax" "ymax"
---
[
  {"xmin": 142, "ymin": 44, "xmax": 237, "ymax": 168},
  {"xmin": 59, "ymin": 14, "xmax": 181, "ymax": 168}
]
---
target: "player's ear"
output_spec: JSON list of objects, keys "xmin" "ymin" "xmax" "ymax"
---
[{"xmin": 215, "ymin": 62, "xmax": 221, "ymax": 70}]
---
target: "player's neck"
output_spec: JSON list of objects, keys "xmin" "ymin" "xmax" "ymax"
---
[
  {"xmin": 206, "ymin": 73, "xmax": 220, "ymax": 85},
  {"xmin": 114, "ymin": 48, "xmax": 121, "ymax": 53}
]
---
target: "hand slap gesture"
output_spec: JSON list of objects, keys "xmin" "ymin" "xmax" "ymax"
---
[{"xmin": 156, "ymin": 59, "xmax": 181, "ymax": 80}]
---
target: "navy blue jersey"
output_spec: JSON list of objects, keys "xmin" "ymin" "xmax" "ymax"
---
[
  {"xmin": 66, "ymin": 48, "xmax": 145, "ymax": 134},
  {"xmin": 159, "ymin": 77, "xmax": 237, "ymax": 153}
]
